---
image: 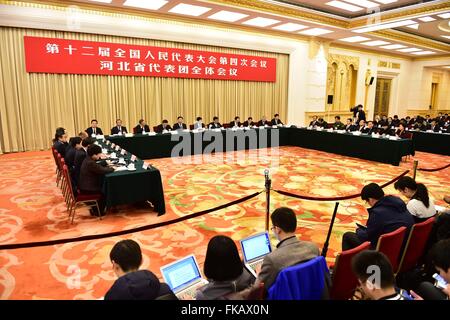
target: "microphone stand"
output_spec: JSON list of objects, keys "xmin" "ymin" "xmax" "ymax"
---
[
  {"xmin": 265, "ymin": 170, "xmax": 271, "ymax": 232},
  {"xmin": 321, "ymin": 202, "xmax": 339, "ymax": 258}
]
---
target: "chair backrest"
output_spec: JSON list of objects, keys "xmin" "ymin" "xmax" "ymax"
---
[
  {"xmin": 267, "ymin": 256, "xmax": 329, "ymax": 300},
  {"xmin": 397, "ymin": 217, "xmax": 435, "ymax": 274},
  {"xmin": 223, "ymin": 123, "xmax": 230, "ymax": 129},
  {"xmin": 375, "ymin": 226, "xmax": 407, "ymax": 272},
  {"xmin": 52, "ymin": 148, "xmax": 59, "ymax": 166},
  {"xmin": 62, "ymin": 164, "xmax": 76, "ymax": 198},
  {"xmin": 330, "ymin": 241, "xmax": 371, "ymax": 300},
  {"xmin": 246, "ymin": 282, "xmax": 265, "ymax": 300},
  {"xmin": 133, "ymin": 126, "xmax": 137, "ymax": 134},
  {"xmin": 153, "ymin": 126, "xmax": 159, "ymax": 132},
  {"xmin": 189, "ymin": 124, "xmax": 194, "ymax": 130}
]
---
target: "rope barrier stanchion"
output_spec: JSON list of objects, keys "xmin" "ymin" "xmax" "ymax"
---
[
  {"xmin": 413, "ymin": 160, "xmax": 418, "ymax": 180},
  {"xmin": 321, "ymin": 202, "xmax": 339, "ymax": 258},
  {"xmin": 0, "ymin": 191, "xmax": 263, "ymax": 251},
  {"xmin": 264, "ymin": 169, "xmax": 271, "ymax": 232}
]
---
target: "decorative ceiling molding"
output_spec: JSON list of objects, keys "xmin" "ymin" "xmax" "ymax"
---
[{"xmin": 371, "ymin": 29, "xmax": 450, "ymax": 52}]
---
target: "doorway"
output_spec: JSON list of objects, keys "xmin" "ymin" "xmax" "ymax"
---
[{"xmin": 374, "ymin": 78, "xmax": 392, "ymax": 117}]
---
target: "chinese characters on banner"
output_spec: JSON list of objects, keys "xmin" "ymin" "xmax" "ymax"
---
[{"xmin": 24, "ymin": 36, "xmax": 277, "ymax": 82}]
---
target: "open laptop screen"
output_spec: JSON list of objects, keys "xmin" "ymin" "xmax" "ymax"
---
[
  {"xmin": 161, "ymin": 255, "xmax": 201, "ymax": 292},
  {"xmin": 240, "ymin": 232, "xmax": 272, "ymax": 262}
]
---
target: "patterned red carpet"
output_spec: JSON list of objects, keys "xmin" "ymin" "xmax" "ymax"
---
[{"xmin": 0, "ymin": 147, "xmax": 448, "ymax": 299}]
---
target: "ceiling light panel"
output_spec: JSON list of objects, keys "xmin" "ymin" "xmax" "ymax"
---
[
  {"xmin": 207, "ymin": 10, "xmax": 248, "ymax": 22},
  {"xmin": 273, "ymin": 23, "xmax": 308, "ymax": 32},
  {"xmin": 397, "ymin": 47, "xmax": 421, "ymax": 52},
  {"xmin": 353, "ymin": 19, "xmax": 417, "ymax": 33},
  {"xmin": 339, "ymin": 36, "xmax": 371, "ymax": 42},
  {"xmin": 123, "ymin": 0, "xmax": 168, "ymax": 10},
  {"xmin": 242, "ymin": 17, "xmax": 281, "ymax": 27},
  {"xmin": 325, "ymin": 1, "xmax": 363, "ymax": 12},
  {"xmin": 411, "ymin": 51, "xmax": 435, "ymax": 55},
  {"xmin": 169, "ymin": 3, "xmax": 212, "ymax": 16},
  {"xmin": 361, "ymin": 40, "xmax": 390, "ymax": 46},
  {"xmin": 299, "ymin": 28, "xmax": 334, "ymax": 36},
  {"xmin": 342, "ymin": 0, "xmax": 379, "ymax": 9},
  {"xmin": 380, "ymin": 44, "xmax": 406, "ymax": 49}
]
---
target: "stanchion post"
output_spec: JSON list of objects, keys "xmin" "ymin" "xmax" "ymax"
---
[
  {"xmin": 413, "ymin": 160, "xmax": 418, "ymax": 180},
  {"xmin": 321, "ymin": 202, "xmax": 339, "ymax": 258},
  {"xmin": 264, "ymin": 169, "xmax": 271, "ymax": 232}
]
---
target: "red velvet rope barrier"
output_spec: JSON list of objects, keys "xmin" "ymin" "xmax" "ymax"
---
[
  {"xmin": 418, "ymin": 163, "xmax": 450, "ymax": 172},
  {"xmin": 272, "ymin": 170, "xmax": 410, "ymax": 202}
]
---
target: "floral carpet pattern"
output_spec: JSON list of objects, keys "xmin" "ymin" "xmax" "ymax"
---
[{"xmin": 0, "ymin": 147, "xmax": 448, "ymax": 299}]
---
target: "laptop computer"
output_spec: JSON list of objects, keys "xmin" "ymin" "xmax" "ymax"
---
[
  {"xmin": 160, "ymin": 254, "xmax": 208, "ymax": 300},
  {"xmin": 239, "ymin": 231, "xmax": 272, "ymax": 278}
]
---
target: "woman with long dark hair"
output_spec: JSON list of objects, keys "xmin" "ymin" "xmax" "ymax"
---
[
  {"xmin": 196, "ymin": 235, "xmax": 254, "ymax": 300},
  {"xmin": 394, "ymin": 176, "xmax": 436, "ymax": 223}
]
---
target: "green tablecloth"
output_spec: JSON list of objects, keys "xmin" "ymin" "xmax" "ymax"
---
[
  {"xmin": 107, "ymin": 127, "xmax": 414, "ymax": 166},
  {"xmin": 97, "ymin": 140, "xmax": 166, "ymax": 215},
  {"xmin": 411, "ymin": 131, "xmax": 450, "ymax": 155},
  {"xmin": 286, "ymin": 128, "xmax": 415, "ymax": 166}
]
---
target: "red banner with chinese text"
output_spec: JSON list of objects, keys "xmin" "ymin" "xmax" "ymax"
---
[{"xmin": 24, "ymin": 36, "xmax": 276, "ymax": 82}]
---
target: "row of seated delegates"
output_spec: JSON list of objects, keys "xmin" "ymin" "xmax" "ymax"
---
[{"xmin": 342, "ymin": 183, "xmax": 415, "ymax": 251}]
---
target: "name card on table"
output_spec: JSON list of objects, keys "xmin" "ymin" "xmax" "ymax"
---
[
  {"xmin": 111, "ymin": 143, "xmax": 115, "ymax": 148},
  {"xmin": 142, "ymin": 163, "xmax": 149, "ymax": 170},
  {"xmin": 105, "ymin": 140, "xmax": 111, "ymax": 145},
  {"xmin": 120, "ymin": 149, "xmax": 127, "ymax": 155},
  {"xmin": 130, "ymin": 154, "xmax": 137, "ymax": 162},
  {"xmin": 115, "ymin": 145, "xmax": 120, "ymax": 151},
  {"xmin": 96, "ymin": 135, "xmax": 105, "ymax": 140}
]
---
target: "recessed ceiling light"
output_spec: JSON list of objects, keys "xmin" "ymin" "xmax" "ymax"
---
[
  {"xmin": 242, "ymin": 17, "xmax": 281, "ymax": 27},
  {"xmin": 444, "ymin": 66, "xmax": 450, "ymax": 69},
  {"xmin": 353, "ymin": 19, "xmax": 417, "ymax": 33},
  {"xmin": 89, "ymin": 0, "xmax": 112, "ymax": 3},
  {"xmin": 123, "ymin": 0, "xmax": 168, "ymax": 10},
  {"xmin": 325, "ymin": 1, "xmax": 363, "ymax": 12},
  {"xmin": 339, "ymin": 36, "xmax": 371, "ymax": 42},
  {"xmin": 411, "ymin": 51, "xmax": 435, "ymax": 55},
  {"xmin": 397, "ymin": 47, "xmax": 421, "ymax": 52},
  {"xmin": 406, "ymin": 24, "xmax": 419, "ymax": 30},
  {"xmin": 437, "ymin": 13, "xmax": 450, "ymax": 19},
  {"xmin": 169, "ymin": 3, "xmax": 211, "ymax": 16},
  {"xmin": 441, "ymin": 35, "xmax": 450, "ymax": 40},
  {"xmin": 273, "ymin": 23, "xmax": 308, "ymax": 32},
  {"xmin": 361, "ymin": 40, "xmax": 390, "ymax": 46},
  {"xmin": 418, "ymin": 16, "xmax": 436, "ymax": 22},
  {"xmin": 373, "ymin": 0, "xmax": 398, "ymax": 4},
  {"xmin": 342, "ymin": 0, "xmax": 379, "ymax": 9},
  {"xmin": 380, "ymin": 44, "xmax": 406, "ymax": 49},
  {"xmin": 207, "ymin": 10, "xmax": 248, "ymax": 22},
  {"xmin": 299, "ymin": 28, "xmax": 334, "ymax": 36}
]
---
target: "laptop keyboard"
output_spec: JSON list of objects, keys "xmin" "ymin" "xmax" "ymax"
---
[
  {"xmin": 248, "ymin": 260, "xmax": 263, "ymax": 273},
  {"xmin": 177, "ymin": 281, "xmax": 207, "ymax": 300}
]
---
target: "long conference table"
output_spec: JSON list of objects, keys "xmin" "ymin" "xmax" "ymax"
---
[
  {"xmin": 107, "ymin": 127, "xmax": 415, "ymax": 166},
  {"xmin": 96, "ymin": 139, "xmax": 166, "ymax": 215},
  {"xmin": 411, "ymin": 131, "xmax": 450, "ymax": 156}
]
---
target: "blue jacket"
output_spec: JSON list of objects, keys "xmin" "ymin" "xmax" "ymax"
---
[
  {"xmin": 357, "ymin": 195, "xmax": 414, "ymax": 248},
  {"xmin": 105, "ymin": 270, "xmax": 175, "ymax": 300}
]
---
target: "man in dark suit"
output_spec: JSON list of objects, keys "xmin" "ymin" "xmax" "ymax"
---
[
  {"xmin": 155, "ymin": 120, "xmax": 172, "ymax": 133},
  {"xmin": 271, "ymin": 114, "xmax": 284, "ymax": 126},
  {"xmin": 78, "ymin": 144, "xmax": 114, "ymax": 216},
  {"xmin": 85, "ymin": 119, "xmax": 103, "ymax": 136},
  {"xmin": 356, "ymin": 105, "xmax": 366, "ymax": 123},
  {"xmin": 342, "ymin": 183, "xmax": 414, "ymax": 250},
  {"xmin": 243, "ymin": 117, "xmax": 254, "ymax": 127},
  {"xmin": 309, "ymin": 116, "xmax": 319, "ymax": 127},
  {"xmin": 111, "ymin": 119, "xmax": 128, "ymax": 135},
  {"xmin": 317, "ymin": 118, "xmax": 328, "ymax": 128},
  {"xmin": 64, "ymin": 136, "xmax": 82, "ymax": 171},
  {"xmin": 72, "ymin": 137, "xmax": 95, "ymax": 189},
  {"xmin": 345, "ymin": 118, "xmax": 356, "ymax": 132},
  {"xmin": 362, "ymin": 121, "xmax": 377, "ymax": 134},
  {"xmin": 357, "ymin": 120, "xmax": 366, "ymax": 132},
  {"xmin": 173, "ymin": 116, "xmax": 187, "ymax": 130},
  {"xmin": 430, "ymin": 120, "xmax": 440, "ymax": 132},
  {"xmin": 254, "ymin": 207, "xmax": 320, "ymax": 290},
  {"xmin": 229, "ymin": 116, "xmax": 242, "ymax": 128},
  {"xmin": 134, "ymin": 119, "xmax": 151, "ymax": 134},
  {"xmin": 392, "ymin": 115, "xmax": 401, "ymax": 127},
  {"xmin": 257, "ymin": 116, "xmax": 269, "ymax": 127},
  {"xmin": 208, "ymin": 116, "xmax": 222, "ymax": 129}
]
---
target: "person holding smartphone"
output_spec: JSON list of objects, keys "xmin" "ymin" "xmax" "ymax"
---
[{"xmin": 411, "ymin": 239, "xmax": 450, "ymax": 300}]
